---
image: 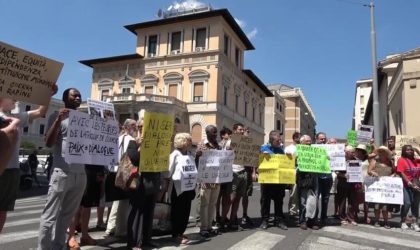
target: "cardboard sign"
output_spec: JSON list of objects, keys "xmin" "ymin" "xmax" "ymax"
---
[
  {"xmin": 357, "ymin": 124, "xmax": 374, "ymax": 144},
  {"xmin": 140, "ymin": 112, "xmax": 174, "ymax": 172},
  {"xmin": 347, "ymin": 160, "xmax": 363, "ymax": 183},
  {"xmin": 258, "ymin": 154, "xmax": 296, "ymax": 184},
  {"xmin": 364, "ymin": 176, "xmax": 403, "ymax": 205},
  {"xmin": 297, "ymin": 145, "xmax": 330, "ymax": 173},
  {"xmin": 230, "ymin": 134, "xmax": 260, "ymax": 167},
  {"xmin": 347, "ymin": 130, "xmax": 357, "ymax": 147},
  {"xmin": 65, "ymin": 110, "xmax": 119, "ymax": 166},
  {"xmin": 394, "ymin": 135, "xmax": 420, "ymax": 166},
  {"xmin": 87, "ymin": 98, "xmax": 116, "ymax": 120},
  {"xmin": 176, "ymin": 155, "xmax": 198, "ymax": 192},
  {"xmin": 313, "ymin": 144, "xmax": 346, "ymax": 171},
  {"xmin": 197, "ymin": 150, "xmax": 234, "ymax": 184},
  {"xmin": 0, "ymin": 41, "xmax": 63, "ymax": 105}
]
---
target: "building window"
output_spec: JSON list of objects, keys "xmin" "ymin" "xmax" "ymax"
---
[
  {"xmin": 279, "ymin": 105, "xmax": 283, "ymax": 112},
  {"xmin": 193, "ymin": 82, "xmax": 204, "ymax": 102},
  {"xmin": 277, "ymin": 120, "xmax": 281, "ymax": 131},
  {"xmin": 360, "ymin": 95, "xmax": 365, "ymax": 106},
  {"xmin": 25, "ymin": 105, "xmax": 31, "ymax": 111},
  {"xmin": 23, "ymin": 126, "xmax": 28, "ymax": 134},
  {"xmin": 170, "ymin": 31, "xmax": 182, "ymax": 53},
  {"xmin": 276, "ymin": 102, "xmax": 280, "ymax": 110},
  {"xmin": 235, "ymin": 95, "xmax": 239, "ymax": 112},
  {"xmin": 223, "ymin": 86, "xmax": 228, "ymax": 106},
  {"xmin": 259, "ymin": 108, "xmax": 263, "ymax": 125},
  {"xmin": 252, "ymin": 107, "xmax": 255, "ymax": 122},
  {"xmin": 224, "ymin": 35, "xmax": 229, "ymax": 56},
  {"xmin": 195, "ymin": 28, "xmax": 206, "ymax": 51},
  {"xmin": 148, "ymin": 35, "xmax": 158, "ymax": 56},
  {"xmin": 101, "ymin": 89, "xmax": 109, "ymax": 101},
  {"xmin": 235, "ymin": 47, "xmax": 240, "ymax": 67},
  {"xmin": 144, "ymin": 86, "xmax": 154, "ymax": 94},
  {"xmin": 168, "ymin": 84, "xmax": 178, "ymax": 98},
  {"xmin": 360, "ymin": 107, "xmax": 365, "ymax": 115},
  {"xmin": 39, "ymin": 124, "xmax": 45, "ymax": 135},
  {"xmin": 191, "ymin": 123, "xmax": 202, "ymax": 144},
  {"xmin": 245, "ymin": 101, "xmax": 248, "ymax": 117},
  {"xmin": 122, "ymin": 88, "xmax": 131, "ymax": 94}
]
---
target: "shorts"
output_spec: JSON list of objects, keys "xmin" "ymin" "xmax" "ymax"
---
[
  {"xmin": 81, "ymin": 165, "xmax": 105, "ymax": 208},
  {"xmin": 231, "ymin": 170, "xmax": 247, "ymax": 198},
  {"xmin": 0, "ymin": 168, "xmax": 20, "ymax": 211},
  {"xmin": 245, "ymin": 167, "xmax": 254, "ymax": 196}
]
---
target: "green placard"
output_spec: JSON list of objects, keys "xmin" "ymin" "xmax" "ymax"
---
[
  {"xmin": 347, "ymin": 130, "xmax": 357, "ymax": 147},
  {"xmin": 297, "ymin": 145, "xmax": 330, "ymax": 173}
]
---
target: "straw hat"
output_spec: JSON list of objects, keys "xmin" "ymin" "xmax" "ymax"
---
[{"xmin": 375, "ymin": 146, "xmax": 393, "ymax": 158}]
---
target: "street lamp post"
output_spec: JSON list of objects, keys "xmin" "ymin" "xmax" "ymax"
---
[{"xmin": 368, "ymin": 0, "xmax": 382, "ymax": 144}]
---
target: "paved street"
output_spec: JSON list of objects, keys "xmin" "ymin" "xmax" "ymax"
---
[{"xmin": 2, "ymin": 172, "xmax": 420, "ymax": 250}]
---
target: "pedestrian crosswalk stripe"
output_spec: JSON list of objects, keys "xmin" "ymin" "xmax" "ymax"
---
[
  {"xmin": 322, "ymin": 226, "xmax": 420, "ymax": 249},
  {"xmin": 315, "ymin": 236, "xmax": 376, "ymax": 250},
  {"xmin": 15, "ymin": 196, "xmax": 47, "ymax": 203},
  {"xmin": 227, "ymin": 231, "xmax": 285, "ymax": 250},
  {"xmin": 7, "ymin": 209, "xmax": 44, "ymax": 218},
  {"xmin": 0, "ymin": 230, "xmax": 39, "ymax": 244},
  {"xmin": 4, "ymin": 218, "xmax": 41, "ymax": 228},
  {"xmin": 14, "ymin": 203, "xmax": 46, "ymax": 210}
]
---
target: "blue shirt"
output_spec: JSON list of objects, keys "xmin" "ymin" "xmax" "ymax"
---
[{"xmin": 260, "ymin": 144, "xmax": 284, "ymax": 155}]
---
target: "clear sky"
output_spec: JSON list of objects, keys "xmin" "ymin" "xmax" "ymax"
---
[{"xmin": 2, "ymin": 0, "xmax": 420, "ymax": 138}]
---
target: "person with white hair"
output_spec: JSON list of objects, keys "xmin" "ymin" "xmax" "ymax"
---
[{"xmin": 168, "ymin": 133, "xmax": 196, "ymax": 245}]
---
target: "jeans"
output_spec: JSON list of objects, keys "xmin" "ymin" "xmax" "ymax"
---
[{"xmin": 401, "ymin": 187, "xmax": 420, "ymax": 221}]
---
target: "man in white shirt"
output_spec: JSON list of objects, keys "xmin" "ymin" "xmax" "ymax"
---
[{"xmin": 285, "ymin": 132, "xmax": 301, "ymax": 216}]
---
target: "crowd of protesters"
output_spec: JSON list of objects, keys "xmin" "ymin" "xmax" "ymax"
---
[{"xmin": 1, "ymin": 86, "xmax": 420, "ymax": 250}]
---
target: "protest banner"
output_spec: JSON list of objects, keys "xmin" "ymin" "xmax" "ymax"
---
[
  {"xmin": 347, "ymin": 160, "xmax": 363, "ymax": 183},
  {"xmin": 296, "ymin": 145, "xmax": 330, "ymax": 173},
  {"xmin": 0, "ymin": 41, "xmax": 63, "ymax": 105},
  {"xmin": 140, "ymin": 112, "xmax": 174, "ymax": 172},
  {"xmin": 357, "ymin": 124, "xmax": 374, "ymax": 144},
  {"xmin": 347, "ymin": 130, "xmax": 357, "ymax": 147},
  {"xmin": 197, "ymin": 150, "xmax": 234, "ymax": 184},
  {"xmin": 394, "ymin": 135, "xmax": 420, "ymax": 166},
  {"xmin": 87, "ymin": 98, "xmax": 116, "ymax": 120},
  {"xmin": 65, "ymin": 110, "xmax": 119, "ymax": 166},
  {"xmin": 364, "ymin": 176, "xmax": 403, "ymax": 205},
  {"xmin": 313, "ymin": 144, "xmax": 346, "ymax": 171},
  {"xmin": 258, "ymin": 154, "xmax": 296, "ymax": 184},
  {"xmin": 176, "ymin": 155, "xmax": 198, "ymax": 192},
  {"xmin": 230, "ymin": 134, "xmax": 260, "ymax": 166}
]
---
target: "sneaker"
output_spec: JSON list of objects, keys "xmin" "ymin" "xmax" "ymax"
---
[
  {"xmin": 401, "ymin": 222, "xmax": 410, "ymax": 230},
  {"xmin": 241, "ymin": 215, "xmax": 254, "ymax": 226},
  {"xmin": 199, "ymin": 230, "xmax": 210, "ymax": 238},
  {"xmin": 412, "ymin": 223, "xmax": 420, "ymax": 232},
  {"xmin": 300, "ymin": 223, "xmax": 308, "ymax": 230},
  {"xmin": 374, "ymin": 221, "xmax": 381, "ymax": 227},
  {"xmin": 311, "ymin": 224, "xmax": 319, "ymax": 230},
  {"xmin": 276, "ymin": 220, "xmax": 288, "ymax": 230},
  {"xmin": 260, "ymin": 220, "xmax": 268, "ymax": 230}
]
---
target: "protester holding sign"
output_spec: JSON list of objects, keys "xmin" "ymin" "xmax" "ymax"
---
[
  {"xmin": 397, "ymin": 145, "xmax": 420, "ymax": 231},
  {"xmin": 354, "ymin": 144, "xmax": 371, "ymax": 224},
  {"xmin": 168, "ymin": 133, "xmax": 196, "ymax": 245},
  {"xmin": 37, "ymin": 88, "xmax": 88, "ymax": 250},
  {"xmin": 368, "ymin": 146, "xmax": 395, "ymax": 229},
  {"xmin": 296, "ymin": 135, "xmax": 320, "ymax": 230},
  {"xmin": 0, "ymin": 83, "xmax": 56, "ymax": 234},
  {"xmin": 196, "ymin": 125, "xmax": 221, "ymax": 238},
  {"xmin": 284, "ymin": 132, "xmax": 301, "ymax": 217},
  {"xmin": 259, "ymin": 130, "xmax": 288, "ymax": 230},
  {"xmin": 0, "ymin": 116, "xmax": 19, "ymax": 175}
]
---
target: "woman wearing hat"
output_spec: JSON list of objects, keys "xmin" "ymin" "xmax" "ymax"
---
[
  {"xmin": 368, "ymin": 146, "xmax": 395, "ymax": 229},
  {"xmin": 355, "ymin": 144, "xmax": 371, "ymax": 224},
  {"xmin": 397, "ymin": 145, "xmax": 420, "ymax": 231}
]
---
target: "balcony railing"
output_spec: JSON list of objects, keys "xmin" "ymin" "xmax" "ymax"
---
[{"xmin": 103, "ymin": 93, "xmax": 187, "ymax": 108}]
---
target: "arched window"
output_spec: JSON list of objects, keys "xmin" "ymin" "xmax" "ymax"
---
[
  {"xmin": 189, "ymin": 70, "xmax": 209, "ymax": 103},
  {"xmin": 163, "ymin": 72, "xmax": 183, "ymax": 99},
  {"xmin": 191, "ymin": 123, "xmax": 202, "ymax": 144}
]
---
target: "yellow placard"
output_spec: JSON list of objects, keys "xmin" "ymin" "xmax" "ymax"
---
[
  {"xmin": 259, "ymin": 154, "xmax": 295, "ymax": 169},
  {"xmin": 258, "ymin": 168, "xmax": 296, "ymax": 184},
  {"xmin": 140, "ymin": 112, "xmax": 174, "ymax": 172}
]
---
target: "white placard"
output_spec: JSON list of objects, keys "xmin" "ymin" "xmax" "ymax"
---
[
  {"xmin": 87, "ymin": 98, "xmax": 116, "ymax": 120},
  {"xmin": 313, "ymin": 144, "xmax": 346, "ymax": 171},
  {"xmin": 197, "ymin": 150, "xmax": 234, "ymax": 184},
  {"xmin": 177, "ymin": 155, "xmax": 198, "ymax": 192},
  {"xmin": 347, "ymin": 160, "xmax": 363, "ymax": 183},
  {"xmin": 65, "ymin": 110, "xmax": 119, "ymax": 166},
  {"xmin": 364, "ymin": 176, "xmax": 404, "ymax": 205},
  {"xmin": 357, "ymin": 125, "xmax": 374, "ymax": 144}
]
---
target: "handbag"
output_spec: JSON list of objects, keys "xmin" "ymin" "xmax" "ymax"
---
[{"xmin": 115, "ymin": 136, "xmax": 139, "ymax": 191}]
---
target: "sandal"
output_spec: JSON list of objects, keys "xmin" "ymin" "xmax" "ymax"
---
[
  {"xmin": 350, "ymin": 221, "xmax": 358, "ymax": 226},
  {"xmin": 341, "ymin": 220, "xmax": 348, "ymax": 225},
  {"xmin": 180, "ymin": 236, "xmax": 191, "ymax": 246},
  {"xmin": 80, "ymin": 236, "xmax": 97, "ymax": 246},
  {"xmin": 384, "ymin": 223, "xmax": 391, "ymax": 229},
  {"xmin": 67, "ymin": 237, "xmax": 81, "ymax": 250}
]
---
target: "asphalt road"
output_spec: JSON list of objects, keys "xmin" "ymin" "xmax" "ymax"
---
[{"xmin": 2, "ymin": 171, "xmax": 420, "ymax": 250}]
